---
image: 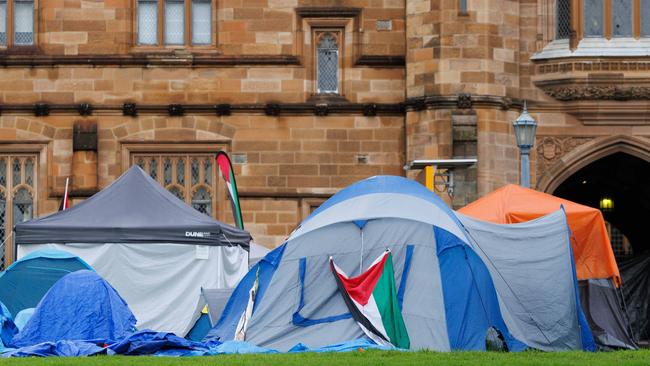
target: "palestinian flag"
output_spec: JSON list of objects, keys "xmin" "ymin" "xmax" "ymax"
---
[
  {"xmin": 216, "ymin": 152, "xmax": 244, "ymax": 229},
  {"xmin": 330, "ymin": 250, "xmax": 410, "ymax": 349}
]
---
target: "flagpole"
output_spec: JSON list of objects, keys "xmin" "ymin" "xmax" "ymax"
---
[{"xmin": 63, "ymin": 177, "xmax": 69, "ymax": 210}]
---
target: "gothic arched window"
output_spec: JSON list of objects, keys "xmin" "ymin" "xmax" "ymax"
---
[{"xmin": 316, "ymin": 32, "xmax": 340, "ymax": 94}]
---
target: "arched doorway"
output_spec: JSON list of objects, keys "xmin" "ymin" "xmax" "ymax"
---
[
  {"xmin": 552, "ymin": 152, "xmax": 649, "ymax": 258},
  {"xmin": 546, "ymin": 147, "xmax": 650, "ymax": 344}
]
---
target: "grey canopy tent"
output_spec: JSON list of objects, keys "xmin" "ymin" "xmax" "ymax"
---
[
  {"xmin": 15, "ymin": 165, "xmax": 250, "ymax": 247},
  {"xmin": 14, "ymin": 165, "xmax": 251, "ymax": 335}
]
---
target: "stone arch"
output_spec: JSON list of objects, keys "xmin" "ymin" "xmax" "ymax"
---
[
  {"xmin": 537, "ymin": 134, "xmax": 650, "ymax": 193},
  {"xmin": 110, "ymin": 116, "xmax": 236, "ymax": 142}
]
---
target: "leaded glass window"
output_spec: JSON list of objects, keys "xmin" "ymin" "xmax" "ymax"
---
[
  {"xmin": 132, "ymin": 154, "xmax": 218, "ymax": 217},
  {"xmin": 316, "ymin": 32, "xmax": 340, "ymax": 94},
  {"xmin": 584, "ymin": 0, "xmax": 604, "ymax": 37},
  {"xmin": 138, "ymin": 0, "xmax": 158, "ymax": 45},
  {"xmin": 192, "ymin": 187, "xmax": 211, "ymax": 216},
  {"xmin": 612, "ymin": 0, "xmax": 632, "ymax": 37},
  {"xmin": 13, "ymin": 0, "xmax": 32, "ymax": 45},
  {"xmin": 138, "ymin": 0, "xmax": 214, "ymax": 47},
  {"xmin": 0, "ymin": 155, "xmax": 37, "ymax": 270},
  {"xmin": 0, "ymin": 1, "xmax": 6, "ymax": 46},
  {"xmin": 13, "ymin": 188, "xmax": 32, "ymax": 227},
  {"xmin": 191, "ymin": 158, "xmax": 199, "ymax": 186},
  {"xmin": 191, "ymin": 0, "xmax": 211, "ymax": 45},
  {"xmin": 641, "ymin": 0, "xmax": 650, "ymax": 36},
  {"xmin": 163, "ymin": 158, "xmax": 172, "ymax": 185},
  {"xmin": 556, "ymin": 0, "xmax": 572, "ymax": 39},
  {"xmin": 164, "ymin": 0, "xmax": 185, "ymax": 45}
]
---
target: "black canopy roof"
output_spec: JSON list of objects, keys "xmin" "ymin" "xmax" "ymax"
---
[{"xmin": 15, "ymin": 166, "xmax": 250, "ymax": 248}]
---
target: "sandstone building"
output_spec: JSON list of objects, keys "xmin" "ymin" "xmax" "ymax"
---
[{"xmin": 0, "ymin": 0, "xmax": 648, "ymax": 268}]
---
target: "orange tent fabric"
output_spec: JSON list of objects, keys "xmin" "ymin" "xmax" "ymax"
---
[{"xmin": 458, "ymin": 184, "xmax": 620, "ymax": 285}]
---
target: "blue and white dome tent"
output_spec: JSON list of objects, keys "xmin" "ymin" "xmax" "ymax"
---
[{"xmin": 205, "ymin": 176, "xmax": 594, "ymax": 352}]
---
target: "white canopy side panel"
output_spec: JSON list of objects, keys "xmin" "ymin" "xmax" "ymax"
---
[{"xmin": 18, "ymin": 243, "xmax": 248, "ymax": 336}]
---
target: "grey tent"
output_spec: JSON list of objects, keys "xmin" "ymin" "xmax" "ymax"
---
[
  {"xmin": 207, "ymin": 176, "xmax": 595, "ymax": 352},
  {"xmin": 14, "ymin": 165, "xmax": 251, "ymax": 335}
]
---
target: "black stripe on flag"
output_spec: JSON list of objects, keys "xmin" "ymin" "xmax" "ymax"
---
[{"xmin": 330, "ymin": 259, "xmax": 389, "ymax": 344}]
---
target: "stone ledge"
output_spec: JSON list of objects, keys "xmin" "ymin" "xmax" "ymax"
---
[{"xmin": 0, "ymin": 54, "xmax": 303, "ymax": 67}]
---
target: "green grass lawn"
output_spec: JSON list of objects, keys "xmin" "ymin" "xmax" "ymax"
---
[{"xmin": 2, "ymin": 349, "xmax": 650, "ymax": 366}]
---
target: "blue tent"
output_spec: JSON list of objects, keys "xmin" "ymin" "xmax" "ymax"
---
[
  {"xmin": 0, "ymin": 249, "xmax": 93, "ymax": 317},
  {"xmin": 206, "ymin": 176, "xmax": 594, "ymax": 352},
  {"xmin": 11, "ymin": 270, "xmax": 137, "ymax": 347}
]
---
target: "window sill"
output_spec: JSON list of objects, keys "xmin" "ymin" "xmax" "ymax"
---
[{"xmin": 532, "ymin": 38, "xmax": 650, "ymax": 60}]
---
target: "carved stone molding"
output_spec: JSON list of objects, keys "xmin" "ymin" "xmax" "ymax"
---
[
  {"xmin": 542, "ymin": 86, "xmax": 650, "ymax": 101},
  {"xmin": 535, "ymin": 136, "xmax": 593, "ymax": 181}
]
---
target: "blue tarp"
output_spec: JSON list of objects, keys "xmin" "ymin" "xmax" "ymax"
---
[
  {"xmin": 11, "ymin": 270, "xmax": 136, "ymax": 347},
  {"xmin": 0, "ymin": 302, "xmax": 17, "ymax": 351},
  {"xmin": 0, "ymin": 249, "xmax": 93, "ymax": 317},
  {"xmin": 2, "ymin": 340, "xmax": 107, "ymax": 357},
  {"xmin": 2, "ymin": 334, "xmax": 395, "ymax": 357},
  {"xmin": 108, "ymin": 330, "xmax": 210, "ymax": 356}
]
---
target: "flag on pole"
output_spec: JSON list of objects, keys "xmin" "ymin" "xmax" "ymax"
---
[
  {"xmin": 330, "ymin": 250, "xmax": 410, "ymax": 349},
  {"xmin": 58, "ymin": 177, "xmax": 70, "ymax": 211},
  {"xmin": 216, "ymin": 152, "xmax": 244, "ymax": 230}
]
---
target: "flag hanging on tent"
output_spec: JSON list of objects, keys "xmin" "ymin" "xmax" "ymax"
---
[
  {"xmin": 216, "ymin": 152, "xmax": 244, "ymax": 229},
  {"xmin": 330, "ymin": 250, "xmax": 410, "ymax": 349},
  {"xmin": 58, "ymin": 177, "xmax": 70, "ymax": 211}
]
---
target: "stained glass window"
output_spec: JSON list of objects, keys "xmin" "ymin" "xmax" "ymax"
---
[
  {"xmin": 612, "ymin": 0, "xmax": 632, "ymax": 37},
  {"xmin": 316, "ymin": 32, "xmax": 339, "ymax": 94}
]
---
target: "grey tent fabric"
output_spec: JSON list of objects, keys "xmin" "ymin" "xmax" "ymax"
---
[
  {"xmin": 202, "ymin": 288, "xmax": 234, "ymax": 325},
  {"xmin": 620, "ymin": 253, "xmax": 650, "ymax": 343},
  {"xmin": 457, "ymin": 211, "xmax": 583, "ymax": 351},
  {"xmin": 15, "ymin": 165, "xmax": 250, "ymax": 248},
  {"xmin": 579, "ymin": 279, "xmax": 637, "ymax": 349},
  {"xmin": 244, "ymin": 219, "xmax": 450, "ymax": 352}
]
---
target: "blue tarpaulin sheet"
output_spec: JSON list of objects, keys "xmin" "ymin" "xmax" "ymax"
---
[
  {"xmin": 0, "ymin": 302, "xmax": 17, "ymax": 351},
  {"xmin": 3, "ymin": 340, "xmax": 107, "ymax": 357},
  {"xmin": 108, "ymin": 330, "xmax": 211, "ymax": 356},
  {"xmin": 2, "ymin": 334, "xmax": 394, "ymax": 357},
  {"xmin": 11, "ymin": 270, "xmax": 136, "ymax": 348}
]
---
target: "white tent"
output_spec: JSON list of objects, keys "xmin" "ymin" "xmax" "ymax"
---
[{"xmin": 15, "ymin": 166, "xmax": 250, "ymax": 336}]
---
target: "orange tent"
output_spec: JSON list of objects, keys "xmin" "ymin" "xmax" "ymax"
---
[{"xmin": 458, "ymin": 184, "xmax": 620, "ymax": 285}]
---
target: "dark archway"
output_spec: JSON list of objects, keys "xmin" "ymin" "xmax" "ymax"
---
[{"xmin": 553, "ymin": 152, "xmax": 650, "ymax": 258}]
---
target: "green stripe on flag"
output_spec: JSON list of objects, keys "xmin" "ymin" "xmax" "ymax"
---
[{"xmin": 373, "ymin": 256, "xmax": 410, "ymax": 349}]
